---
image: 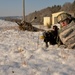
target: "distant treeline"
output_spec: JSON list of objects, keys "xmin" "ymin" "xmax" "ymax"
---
[{"xmin": 25, "ymin": 0, "xmax": 75, "ymax": 24}]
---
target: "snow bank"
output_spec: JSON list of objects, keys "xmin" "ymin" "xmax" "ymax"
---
[{"xmin": 0, "ymin": 20, "xmax": 75, "ymax": 75}]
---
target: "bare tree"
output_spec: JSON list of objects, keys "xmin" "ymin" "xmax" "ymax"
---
[{"xmin": 60, "ymin": 2, "xmax": 72, "ymax": 12}]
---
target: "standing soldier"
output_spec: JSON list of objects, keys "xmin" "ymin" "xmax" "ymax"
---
[{"xmin": 57, "ymin": 13, "xmax": 75, "ymax": 49}]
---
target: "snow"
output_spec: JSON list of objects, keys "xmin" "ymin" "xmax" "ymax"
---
[{"xmin": 0, "ymin": 20, "xmax": 75, "ymax": 75}]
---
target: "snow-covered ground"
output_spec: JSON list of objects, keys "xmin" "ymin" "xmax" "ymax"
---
[{"xmin": 0, "ymin": 20, "xmax": 75, "ymax": 75}]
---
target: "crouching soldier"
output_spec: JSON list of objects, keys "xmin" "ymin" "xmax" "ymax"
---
[
  {"xmin": 42, "ymin": 25, "xmax": 60, "ymax": 47},
  {"xmin": 57, "ymin": 13, "xmax": 75, "ymax": 49}
]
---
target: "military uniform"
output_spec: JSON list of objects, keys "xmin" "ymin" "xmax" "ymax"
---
[{"xmin": 57, "ymin": 13, "xmax": 75, "ymax": 49}]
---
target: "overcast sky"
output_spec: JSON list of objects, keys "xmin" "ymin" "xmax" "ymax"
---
[{"xmin": 0, "ymin": 0, "xmax": 74, "ymax": 17}]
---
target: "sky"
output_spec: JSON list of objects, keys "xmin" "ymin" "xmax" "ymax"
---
[{"xmin": 0, "ymin": 0, "xmax": 74, "ymax": 17}]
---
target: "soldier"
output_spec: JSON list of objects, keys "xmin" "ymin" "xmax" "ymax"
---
[{"xmin": 57, "ymin": 12, "xmax": 75, "ymax": 49}]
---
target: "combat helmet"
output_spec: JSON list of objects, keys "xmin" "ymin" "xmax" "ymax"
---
[{"xmin": 57, "ymin": 13, "xmax": 72, "ymax": 23}]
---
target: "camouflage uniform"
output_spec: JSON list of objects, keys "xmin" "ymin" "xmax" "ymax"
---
[{"xmin": 57, "ymin": 13, "xmax": 75, "ymax": 49}]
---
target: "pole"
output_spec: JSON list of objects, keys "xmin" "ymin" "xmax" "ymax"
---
[{"xmin": 23, "ymin": 0, "xmax": 25, "ymax": 22}]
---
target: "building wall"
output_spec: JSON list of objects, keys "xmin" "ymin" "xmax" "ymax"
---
[
  {"xmin": 43, "ymin": 17, "xmax": 51, "ymax": 26},
  {"xmin": 43, "ymin": 11, "xmax": 74, "ymax": 27},
  {"xmin": 52, "ymin": 11, "xmax": 65, "ymax": 25}
]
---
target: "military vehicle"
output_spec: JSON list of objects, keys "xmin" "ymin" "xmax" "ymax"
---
[{"xmin": 16, "ymin": 17, "xmax": 44, "ymax": 32}]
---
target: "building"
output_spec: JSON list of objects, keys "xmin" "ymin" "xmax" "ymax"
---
[
  {"xmin": 52, "ymin": 11, "xmax": 65, "ymax": 25},
  {"xmin": 43, "ymin": 17, "xmax": 51, "ymax": 27},
  {"xmin": 43, "ymin": 11, "xmax": 74, "ymax": 28},
  {"xmin": 43, "ymin": 11, "xmax": 65, "ymax": 27}
]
